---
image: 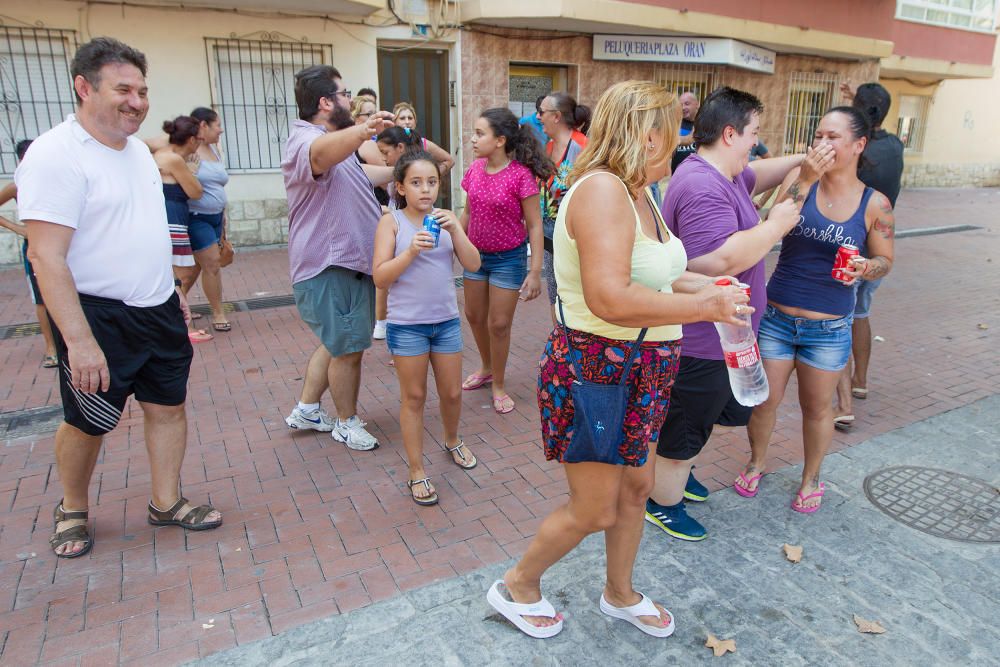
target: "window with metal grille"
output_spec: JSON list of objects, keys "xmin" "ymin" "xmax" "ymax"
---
[
  {"xmin": 783, "ymin": 72, "xmax": 838, "ymax": 155},
  {"xmin": 652, "ymin": 64, "xmax": 722, "ymax": 101},
  {"xmin": 0, "ymin": 26, "xmax": 76, "ymax": 176},
  {"xmin": 897, "ymin": 0, "xmax": 997, "ymax": 33},
  {"xmin": 205, "ymin": 35, "xmax": 333, "ymax": 172},
  {"xmin": 896, "ymin": 94, "xmax": 931, "ymax": 152}
]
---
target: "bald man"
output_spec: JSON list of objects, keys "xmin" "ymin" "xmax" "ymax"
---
[{"xmin": 670, "ymin": 91, "xmax": 700, "ymax": 174}]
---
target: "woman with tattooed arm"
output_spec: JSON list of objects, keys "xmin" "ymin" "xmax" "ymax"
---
[{"xmin": 734, "ymin": 106, "xmax": 894, "ymax": 512}]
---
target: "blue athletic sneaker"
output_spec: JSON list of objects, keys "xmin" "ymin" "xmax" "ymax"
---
[
  {"xmin": 644, "ymin": 499, "xmax": 707, "ymax": 541},
  {"xmin": 684, "ymin": 469, "xmax": 709, "ymax": 502}
]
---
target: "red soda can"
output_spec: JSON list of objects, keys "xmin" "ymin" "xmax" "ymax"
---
[{"xmin": 832, "ymin": 244, "xmax": 859, "ymax": 282}]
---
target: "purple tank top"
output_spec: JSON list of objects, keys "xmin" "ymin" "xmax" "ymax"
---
[{"xmin": 387, "ymin": 209, "xmax": 460, "ymax": 325}]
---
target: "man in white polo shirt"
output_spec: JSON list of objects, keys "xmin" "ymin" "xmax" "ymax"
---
[{"xmin": 16, "ymin": 37, "xmax": 222, "ymax": 559}]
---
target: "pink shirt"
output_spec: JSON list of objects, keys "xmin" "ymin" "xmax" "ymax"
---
[
  {"xmin": 282, "ymin": 121, "xmax": 383, "ymax": 285},
  {"xmin": 461, "ymin": 158, "xmax": 539, "ymax": 252}
]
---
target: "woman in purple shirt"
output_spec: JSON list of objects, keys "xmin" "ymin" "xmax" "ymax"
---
[
  {"xmin": 739, "ymin": 107, "xmax": 895, "ymax": 513},
  {"xmin": 372, "ymin": 151, "xmax": 482, "ymax": 506}
]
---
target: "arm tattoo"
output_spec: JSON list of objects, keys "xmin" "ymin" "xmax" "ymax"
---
[
  {"xmin": 873, "ymin": 194, "xmax": 895, "ymax": 240},
  {"xmin": 863, "ymin": 256, "xmax": 890, "ymax": 280}
]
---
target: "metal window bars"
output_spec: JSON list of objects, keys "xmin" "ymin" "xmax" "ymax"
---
[
  {"xmin": 783, "ymin": 72, "xmax": 838, "ymax": 155},
  {"xmin": 652, "ymin": 64, "xmax": 723, "ymax": 102},
  {"xmin": 205, "ymin": 34, "xmax": 332, "ymax": 171},
  {"xmin": 0, "ymin": 26, "xmax": 76, "ymax": 176}
]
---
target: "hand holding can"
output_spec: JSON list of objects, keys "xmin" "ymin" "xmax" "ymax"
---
[
  {"xmin": 422, "ymin": 214, "xmax": 441, "ymax": 248},
  {"xmin": 832, "ymin": 244, "xmax": 859, "ymax": 284}
]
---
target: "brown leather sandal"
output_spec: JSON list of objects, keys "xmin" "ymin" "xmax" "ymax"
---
[
  {"xmin": 50, "ymin": 501, "xmax": 93, "ymax": 559},
  {"xmin": 148, "ymin": 497, "xmax": 222, "ymax": 531}
]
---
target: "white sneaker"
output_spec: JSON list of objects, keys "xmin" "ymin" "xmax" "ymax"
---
[
  {"xmin": 285, "ymin": 406, "xmax": 336, "ymax": 432},
  {"xmin": 372, "ymin": 320, "xmax": 387, "ymax": 340},
  {"xmin": 332, "ymin": 415, "xmax": 379, "ymax": 451}
]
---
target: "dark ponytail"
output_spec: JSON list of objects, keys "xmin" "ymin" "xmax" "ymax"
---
[
  {"xmin": 825, "ymin": 106, "xmax": 873, "ymax": 172},
  {"xmin": 548, "ymin": 92, "xmax": 591, "ymax": 134},
  {"xmin": 377, "ymin": 126, "xmax": 423, "ymax": 151},
  {"xmin": 480, "ymin": 107, "xmax": 554, "ymax": 181},
  {"xmin": 162, "ymin": 115, "xmax": 200, "ymax": 146},
  {"xmin": 392, "ymin": 149, "xmax": 439, "ymax": 209}
]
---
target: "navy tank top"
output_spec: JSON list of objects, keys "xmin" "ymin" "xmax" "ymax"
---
[{"xmin": 767, "ymin": 182, "xmax": 873, "ymax": 317}]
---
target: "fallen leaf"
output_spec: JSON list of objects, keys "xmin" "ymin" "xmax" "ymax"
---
[
  {"xmin": 705, "ymin": 633, "xmax": 737, "ymax": 656},
  {"xmin": 977, "ymin": 323, "xmax": 989, "ymax": 330},
  {"xmin": 853, "ymin": 614, "xmax": 886, "ymax": 634},
  {"xmin": 783, "ymin": 543, "xmax": 803, "ymax": 563}
]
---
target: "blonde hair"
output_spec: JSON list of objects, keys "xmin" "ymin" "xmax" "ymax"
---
[
  {"xmin": 392, "ymin": 101, "xmax": 417, "ymax": 121},
  {"xmin": 350, "ymin": 95, "xmax": 376, "ymax": 119},
  {"xmin": 570, "ymin": 81, "xmax": 680, "ymax": 198}
]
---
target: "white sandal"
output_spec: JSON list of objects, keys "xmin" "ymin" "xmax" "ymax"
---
[
  {"xmin": 486, "ymin": 580, "xmax": 563, "ymax": 638},
  {"xmin": 599, "ymin": 592, "xmax": 675, "ymax": 637}
]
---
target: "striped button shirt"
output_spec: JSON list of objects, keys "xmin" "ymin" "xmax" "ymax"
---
[{"xmin": 282, "ymin": 120, "xmax": 382, "ymax": 285}]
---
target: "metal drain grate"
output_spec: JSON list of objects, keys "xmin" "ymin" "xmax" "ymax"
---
[
  {"xmin": 863, "ymin": 466, "xmax": 1000, "ymax": 544},
  {"xmin": 1, "ymin": 405, "xmax": 64, "ymax": 440}
]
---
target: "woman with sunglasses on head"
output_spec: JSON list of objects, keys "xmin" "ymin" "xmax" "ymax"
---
[
  {"xmin": 486, "ymin": 81, "xmax": 749, "ymax": 639},
  {"xmin": 737, "ymin": 106, "xmax": 894, "ymax": 513}
]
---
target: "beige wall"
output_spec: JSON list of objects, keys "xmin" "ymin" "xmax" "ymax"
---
[{"xmin": 0, "ymin": 0, "xmax": 459, "ymax": 262}]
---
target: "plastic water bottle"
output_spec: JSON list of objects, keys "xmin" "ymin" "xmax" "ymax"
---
[{"xmin": 714, "ymin": 279, "xmax": 769, "ymax": 407}]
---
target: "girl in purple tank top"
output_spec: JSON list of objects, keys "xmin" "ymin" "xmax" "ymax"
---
[
  {"xmin": 737, "ymin": 107, "xmax": 895, "ymax": 513},
  {"xmin": 372, "ymin": 151, "xmax": 483, "ymax": 506}
]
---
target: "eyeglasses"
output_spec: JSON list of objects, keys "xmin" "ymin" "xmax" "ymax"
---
[
  {"xmin": 328, "ymin": 89, "xmax": 352, "ymax": 100},
  {"xmin": 356, "ymin": 112, "xmax": 373, "ymax": 118},
  {"xmin": 537, "ymin": 108, "xmax": 557, "ymax": 115}
]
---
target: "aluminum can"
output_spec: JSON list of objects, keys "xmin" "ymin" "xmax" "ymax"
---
[
  {"xmin": 422, "ymin": 214, "xmax": 441, "ymax": 248},
  {"xmin": 714, "ymin": 278, "xmax": 751, "ymax": 298},
  {"xmin": 832, "ymin": 244, "xmax": 859, "ymax": 282}
]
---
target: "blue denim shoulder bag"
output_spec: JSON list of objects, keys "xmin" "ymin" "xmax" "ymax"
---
[{"xmin": 557, "ymin": 299, "xmax": 647, "ymax": 465}]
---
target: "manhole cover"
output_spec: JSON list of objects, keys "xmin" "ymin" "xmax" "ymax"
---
[{"xmin": 864, "ymin": 466, "xmax": 1000, "ymax": 544}]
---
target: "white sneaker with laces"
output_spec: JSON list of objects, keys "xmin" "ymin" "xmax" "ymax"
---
[
  {"xmin": 285, "ymin": 406, "xmax": 336, "ymax": 432},
  {"xmin": 372, "ymin": 320, "xmax": 387, "ymax": 340},
  {"xmin": 332, "ymin": 415, "xmax": 379, "ymax": 451}
]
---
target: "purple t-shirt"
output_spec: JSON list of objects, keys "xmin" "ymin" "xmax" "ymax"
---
[
  {"xmin": 662, "ymin": 154, "xmax": 762, "ymax": 361},
  {"xmin": 282, "ymin": 120, "xmax": 383, "ymax": 285}
]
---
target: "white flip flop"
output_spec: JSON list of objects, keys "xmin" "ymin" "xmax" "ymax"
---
[
  {"xmin": 486, "ymin": 580, "xmax": 563, "ymax": 638},
  {"xmin": 599, "ymin": 592, "xmax": 675, "ymax": 638}
]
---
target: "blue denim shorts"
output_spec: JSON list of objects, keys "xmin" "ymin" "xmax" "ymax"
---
[
  {"xmin": 463, "ymin": 243, "xmax": 527, "ymax": 291},
  {"xmin": 853, "ymin": 277, "xmax": 883, "ymax": 319},
  {"xmin": 386, "ymin": 317, "xmax": 463, "ymax": 356},
  {"xmin": 188, "ymin": 211, "xmax": 224, "ymax": 252},
  {"xmin": 758, "ymin": 304, "xmax": 853, "ymax": 372}
]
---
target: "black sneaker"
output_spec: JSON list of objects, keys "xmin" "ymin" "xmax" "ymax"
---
[
  {"xmin": 683, "ymin": 468, "xmax": 709, "ymax": 502},
  {"xmin": 644, "ymin": 499, "xmax": 707, "ymax": 541}
]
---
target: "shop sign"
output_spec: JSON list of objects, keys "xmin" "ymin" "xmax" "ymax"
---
[{"xmin": 593, "ymin": 34, "xmax": 776, "ymax": 74}]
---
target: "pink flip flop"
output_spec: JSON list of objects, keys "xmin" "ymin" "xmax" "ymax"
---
[
  {"xmin": 462, "ymin": 372, "xmax": 493, "ymax": 391},
  {"xmin": 792, "ymin": 482, "xmax": 826, "ymax": 513},
  {"xmin": 492, "ymin": 393, "xmax": 515, "ymax": 414},
  {"xmin": 733, "ymin": 470, "xmax": 763, "ymax": 498}
]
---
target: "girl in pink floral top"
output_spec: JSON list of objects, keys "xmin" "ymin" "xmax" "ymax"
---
[{"xmin": 460, "ymin": 108, "xmax": 554, "ymax": 414}]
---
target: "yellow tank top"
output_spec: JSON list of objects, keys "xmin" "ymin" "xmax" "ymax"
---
[{"xmin": 554, "ymin": 171, "xmax": 687, "ymax": 341}]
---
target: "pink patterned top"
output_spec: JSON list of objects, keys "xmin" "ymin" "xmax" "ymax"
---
[{"xmin": 461, "ymin": 158, "xmax": 539, "ymax": 252}]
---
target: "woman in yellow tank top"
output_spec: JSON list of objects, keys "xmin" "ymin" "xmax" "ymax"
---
[{"xmin": 486, "ymin": 81, "xmax": 751, "ymax": 639}]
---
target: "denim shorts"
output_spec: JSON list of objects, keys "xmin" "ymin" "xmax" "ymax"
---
[
  {"xmin": 463, "ymin": 243, "xmax": 527, "ymax": 291},
  {"xmin": 386, "ymin": 317, "xmax": 463, "ymax": 356},
  {"xmin": 188, "ymin": 211, "xmax": 224, "ymax": 252},
  {"xmin": 853, "ymin": 277, "xmax": 883, "ymax": 319},
  {"xmin": 758, "ymin": 304, "xmax": 853, "ymax": 372}
]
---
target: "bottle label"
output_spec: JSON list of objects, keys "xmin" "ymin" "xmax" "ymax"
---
[{"xmin": 724, "ymin": 343, "xmax": 761, "ymax": 369}]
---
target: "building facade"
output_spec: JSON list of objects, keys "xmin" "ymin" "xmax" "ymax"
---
[{"xmin": 1, "ymin": 0, "xmax": 997, "ymax": 264}]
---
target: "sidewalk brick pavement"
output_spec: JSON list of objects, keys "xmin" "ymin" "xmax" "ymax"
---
[{"xmin": 0, "ymin": 188, "xmax": 996, "ymax": 664}]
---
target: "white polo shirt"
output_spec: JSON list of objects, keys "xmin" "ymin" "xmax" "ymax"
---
[{"xmin": 15, "ymin": 114, "xmax": 174, "ymax": 307}]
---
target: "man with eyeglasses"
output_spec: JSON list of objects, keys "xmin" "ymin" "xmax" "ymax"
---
[
  {"xmin": 281, "ymin": 64, "xmax": 395, "ymax": 451},
  {"xmin": 519, "ymin": 94, "xmax": 548, "ymax": 147}
]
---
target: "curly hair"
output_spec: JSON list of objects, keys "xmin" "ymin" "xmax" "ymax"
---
[{"xmin": 479, "ymin": 107, "xmax": 554, "ymax": 181}]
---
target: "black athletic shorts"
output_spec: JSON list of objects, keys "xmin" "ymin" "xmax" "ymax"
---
[
  {"xmin": 655, "ymin": 356, "xmax": 753, "ymax": 460},
  {"xmin": 52, "ymin": 292, "xmax": 193, "ymax": 436}
]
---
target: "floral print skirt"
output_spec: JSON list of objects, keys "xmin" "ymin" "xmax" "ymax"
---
[{"xmin": 537, "ymin": 326, "xmax": 682, "ymax": 467}]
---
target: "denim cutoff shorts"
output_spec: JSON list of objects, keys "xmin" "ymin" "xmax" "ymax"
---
[
  {"xmin": 386, "ymin": 317, "xmax": 463, "ymax": 356},
  {"xmin": 757, "ymin": 304, "xmax": 853, "ymax": 372},
  {"xmin": 853, "ymin": 277, "xmax": 883, "ymax": 319},
  {"xmin": 463, "ymin": 243, "xmax": 527, "ymax": 291},
  {"xmin": 188, "ymin": 211, "xmax": 224, "ymax": 252}
]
